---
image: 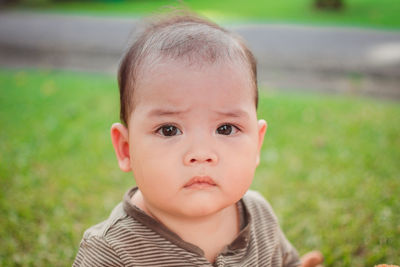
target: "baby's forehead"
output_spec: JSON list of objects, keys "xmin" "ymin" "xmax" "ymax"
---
[
  {"xmin": 130, "ymin": 57, "xmax": 257, "ymax": 120},
  {"xmin": 133, "ymin": 59, "xmax": 255, "ymax": 110},
  {"xmin": 137, "ymin": 57, "xmax": 254, "ymax": 92}
]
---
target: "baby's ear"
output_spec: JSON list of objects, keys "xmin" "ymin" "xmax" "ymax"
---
[
  {"xmin": 111, "ymin": 123, "xmax": 132, "ymax": 172},
  {"xmin": 256, "ymin": 119, "xmax": 267, "ymax": 166}
]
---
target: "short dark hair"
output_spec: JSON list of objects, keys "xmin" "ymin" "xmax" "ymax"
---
[{"xmin": 118, "ymin": 11, "xmax": 258, "ymax": 126}]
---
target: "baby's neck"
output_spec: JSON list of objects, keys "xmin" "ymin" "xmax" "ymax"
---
[{"xmin": 131, "ymin": 190, "xmax": 240, "ymax": 263}]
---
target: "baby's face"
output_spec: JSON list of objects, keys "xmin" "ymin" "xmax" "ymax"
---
[{"xmin": 127, "ymin": 60, "xmax": 266, "ymax": 218}]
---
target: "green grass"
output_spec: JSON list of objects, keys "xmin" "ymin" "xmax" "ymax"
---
[
  {"xmin": 0, "ymin": 69, "xmax": 399, "ymax": 266},
  {"xmin": 10, "ymin": 0, "xmax": 400, "ymax": 29}
]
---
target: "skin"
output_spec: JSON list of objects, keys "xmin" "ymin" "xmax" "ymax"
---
[{"xmin": 111, "ymin": 59, "xmax": 323, "ymax": 266}]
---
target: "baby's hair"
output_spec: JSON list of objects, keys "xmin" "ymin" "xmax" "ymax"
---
[{"xmin": 118, "ymin": 10, "xmax": 258, "ymax": 126}]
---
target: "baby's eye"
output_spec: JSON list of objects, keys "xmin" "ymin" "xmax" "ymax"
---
[
  {"xmin": 216, "ymin": 124, "xmax": 239, "ymax": 135},
  {"xmin": 156, "ymin": 125, "xmax": 182, "ymax": 137}
]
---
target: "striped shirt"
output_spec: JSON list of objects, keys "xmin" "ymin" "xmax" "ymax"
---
[{"xmin": 73, "ymin": 187, "xmax": 300, "ymax": 267}]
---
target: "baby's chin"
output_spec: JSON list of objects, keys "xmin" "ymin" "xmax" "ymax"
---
[{"xmin": 174, "ymin": 199, "xmax": 236, "ymax": 219}]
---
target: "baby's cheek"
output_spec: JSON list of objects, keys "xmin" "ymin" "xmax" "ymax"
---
[{"xmin": 226, "ymin": 161, "xmax": 255, "ymax": 189}]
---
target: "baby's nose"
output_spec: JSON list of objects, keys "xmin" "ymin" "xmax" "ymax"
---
[{"xmin": 183, "ymin": 150, "xmax": 218, "ymax": 166}]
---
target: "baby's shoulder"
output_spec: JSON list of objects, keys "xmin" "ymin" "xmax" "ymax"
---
[{"xmin": 82, "ymin": 202, "xmax": 133, "ymax": 242}]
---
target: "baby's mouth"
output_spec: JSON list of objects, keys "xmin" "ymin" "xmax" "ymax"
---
[{"xmin": 184, "ymin": 176, "xmax": 217, "ymax": 189}]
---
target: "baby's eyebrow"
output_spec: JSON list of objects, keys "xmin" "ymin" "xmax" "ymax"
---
[
  {"xmin": 215, "ymin": 109, "xmax": 249, "ymax": 119},
  {"xmin": 147, "ymin": 108, "xmax": 188, "ymax": 117},
  {"xmin": 146, "ymin": 108, "xmax": 249, "ymax": 118}
]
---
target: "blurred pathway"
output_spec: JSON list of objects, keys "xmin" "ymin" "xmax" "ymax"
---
[{"xmin": 1, "ymin": 11, "xmax": 400, "ymax": 98}]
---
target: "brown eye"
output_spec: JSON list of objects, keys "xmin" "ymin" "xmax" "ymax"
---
[
  {"xmin": 157, "ymin": 125, "xmax": 182, "ymax": 137},
  {"xmin": 216, "ymin": 124, "xmax": 238, "ymax": 135}
]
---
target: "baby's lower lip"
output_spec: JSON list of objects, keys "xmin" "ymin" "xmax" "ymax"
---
[
  {"xmin": 184, "ymin": 182, "xmax": 216, "ymax": 189},
  {"xmin": 184, "ymin": 176, "xmax": 217, "ymax": 189}
]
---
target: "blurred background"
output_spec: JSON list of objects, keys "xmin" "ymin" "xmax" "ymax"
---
[{"xmin": 0, "ymin": 0, "xmax": 399, "ymax": 266}]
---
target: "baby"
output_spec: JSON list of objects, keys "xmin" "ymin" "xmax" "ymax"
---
[{"xmin": 74, "ymin": 12, "xmax": 323, "ymax": 267}]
